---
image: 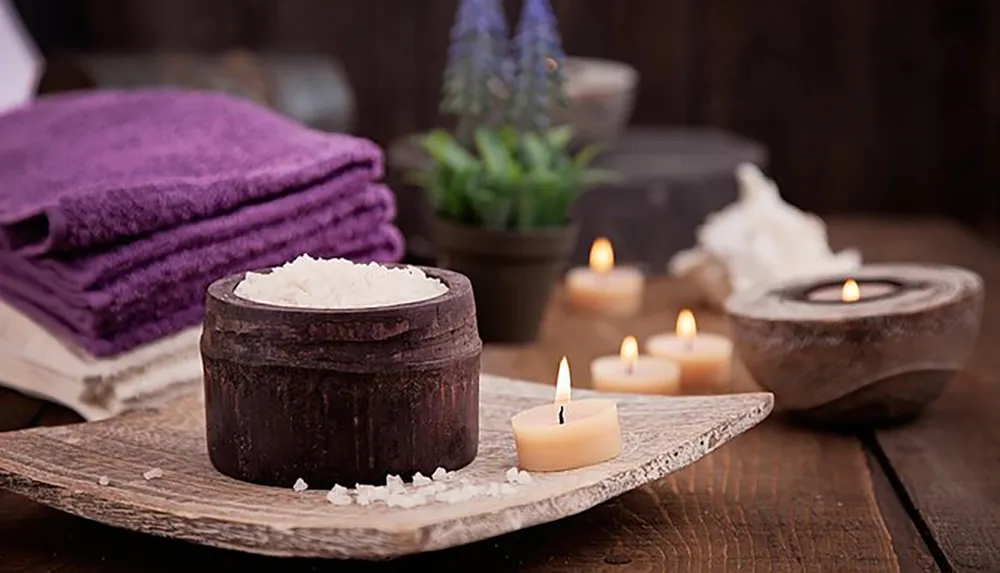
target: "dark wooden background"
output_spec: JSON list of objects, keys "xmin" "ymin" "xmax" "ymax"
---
[{"xmin": 13, "ymin": 0, "xmax": 1000, "ymax": 237}]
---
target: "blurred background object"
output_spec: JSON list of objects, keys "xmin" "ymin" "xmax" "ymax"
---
[
  {"xmin": 0, "ymin": 0, "xmax": 42, "ymax": 114},
  {"xmin": 12, "ymin": 0, "xmax": 999, "ymax": 244}
]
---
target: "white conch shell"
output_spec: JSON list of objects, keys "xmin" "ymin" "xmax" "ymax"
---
[{"xmin": 669, "ymin": 163, "xmax": 861, "ymax": 306}]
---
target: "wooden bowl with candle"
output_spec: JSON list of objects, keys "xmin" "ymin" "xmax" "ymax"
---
[
  {"xmin": 726, "ymin": 264, "xmax": 984, "ymax": 428},
  {"xmin": 200, "ymin": 259, "xmax": 481, "ymax": 488}
]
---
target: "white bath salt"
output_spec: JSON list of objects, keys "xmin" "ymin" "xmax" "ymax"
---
[
  {"xmin": 514, "ymin": 470, "xmax": 533, "ymax": 485},
  {"xmin": 326, "ymin": 489, "xmax": 353, "ymax": 506},
  {"xmin": 142, "ymin": 468, "xmax": 164, "ymax": 481},
  {"xmin": 500, "ymin": 483, "xmax": 517, "ymax": 496},
  {"xmin": 385, "ymin": 474, "xmax": 405, "ymax": 493},
  {"xmin": 97, "ymin": 475, "xmax": 110, "ymax": 486},
  {"xmin": 412, "ymin": 472, "xmax": 432, "ymax": 487},
  {"xmin": 330, "ymin": 484, "xmax": 349, "ymax": 496},
  {"xmin": 505, "ymin": 467, "xmax": 520, "ymax": 483},
  {"xmin": 431, "ymin": 467, "xmax": 455, "ymax": 482},
  {"xmin": 292, "ymin": 478, "xmax": 309, "ymax": 492},
  {"xmin": 234, "ymin": 255, "xmax": 448, "ymax": 309},
  {"xmin": 387, "ymin": 493, "xmax": 429, "ymax": 509}
]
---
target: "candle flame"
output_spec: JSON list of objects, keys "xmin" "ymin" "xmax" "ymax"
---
[
  {"xmin": 589, "ymin": 237, "xmax": 614, "ymax": 274},
  {"xmin": 842, "ymin": 279, "xmax": 860, "ymax": 302},
  {"xmin": 620, "ymin": 335, "xmax": 639, "ymax": 368},
  {"xmin": 554, "ymin": 356, "xmax": 571, "ymax": 404},
  {"xmin": 676, "ymin": 309, "xmax": 697, "ymax": 338}
]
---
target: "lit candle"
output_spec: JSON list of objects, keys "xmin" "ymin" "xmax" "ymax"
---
[
  {"xmin": 591, "ymin": 335, "xmax": 682, "ymax": 395},
  {"xmin": 565, "ymin": 237, "xmax": 645, "ymax": 317},
  {"xmin": 806, "ymin": 278, "xmax": 900, "ymax": 302},
  {"xmin": 645, "ymin": 309, "xmax": 733, "ymax": 395},
  {"xmin": 511, "ymin": 357, "xmax": 623, "ymax": 472}
]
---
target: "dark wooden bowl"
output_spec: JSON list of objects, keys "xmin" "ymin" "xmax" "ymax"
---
[
  {"xmin": 725, "ymin": 264, "xmax": 983, "ymax": 429},
  {"xmin": 200, "ymin": 266, "xmax": 481, "ymax": 488}
]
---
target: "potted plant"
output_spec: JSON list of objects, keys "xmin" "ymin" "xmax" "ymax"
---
[{"xmin": 408, "ymin": 0, "xmax": 618, "ymax": 343}]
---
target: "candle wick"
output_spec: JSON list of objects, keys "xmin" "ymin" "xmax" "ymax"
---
[
  {"xmin": 684, "ymin": 337, "xmax": 694, "ymax": 352},
  {"xmin": 626, "ymin": 361, "xmax": 635, "ymax": 375},
  {"xmin": 558, "ymin": 405, "xmax": 566, "ymax": 425}
]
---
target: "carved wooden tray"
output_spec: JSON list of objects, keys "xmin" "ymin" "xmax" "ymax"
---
[{"xmin": 0, "ymin": 375, "xmax": 772, "ymax": 560}]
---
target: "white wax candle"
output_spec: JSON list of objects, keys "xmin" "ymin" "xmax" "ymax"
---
[
  {"xmin": 511, "ymin": 357, "xmax": 622, "ymax": 472},
  {"xmin": 565, "ymin": 237, "xmax": 645, "ymax": 317},
  {"xmin": 591, "ymin": 335, "xmax": 681, "ymax": 395},
  {"xmin": 645, "ymin": 309, "xmax": 733, "ymax": 395}
]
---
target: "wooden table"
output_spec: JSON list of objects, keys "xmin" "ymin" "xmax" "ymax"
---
[{"xmin": 1, "ymin": 217, "xmax": 997, "ymax": 572}]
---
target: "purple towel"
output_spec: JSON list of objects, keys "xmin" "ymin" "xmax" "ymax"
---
[
  {"xmin": 0, "ymin": 184, "xmax": 398, "ymax": 338},
  {"xmin": 0, "ymin": 89, "xmax": 384, "ymax": 255},
  {"xmin": 0, "ymin": 224, "xmax": 405, "ymax": 357}
]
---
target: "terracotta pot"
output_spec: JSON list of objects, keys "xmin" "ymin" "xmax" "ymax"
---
[
  {"xmin": 431, "ymin": 218, "xmax": 577, "ymax": 344},
  {"xmin": 200, "ymin": 266, "xmax": 481, "ymax": 488}
]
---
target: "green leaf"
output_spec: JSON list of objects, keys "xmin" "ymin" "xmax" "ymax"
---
[
  {"xmin": 495, "ymin": 124, "xmax": 520, "ymax": 152},
  {"xmin": 572, "ymin": 143, "xmax": 604, "ymax": 170},
  {"xmin": 546, "ymin": 125, "xmax": 574, "ymax": 151},
  {"xmin": 474, "ymin": 126, "xmax": 516, "ymax": 181},
  {"xmin": 418, "ymin": 130, "xmax": 479, "ymax": 172},
  {"xmin": 520, "ymin": 132, "xmax": 551, "ymax": 172}
]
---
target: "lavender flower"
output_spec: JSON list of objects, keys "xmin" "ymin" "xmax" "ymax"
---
[
  {"xmin": 441, "ymin": 0, "xmax": 510, "ymax": 137},
  {"xmin": 511, "ymin": 0, "xmax": 566, "ymax": 132}
]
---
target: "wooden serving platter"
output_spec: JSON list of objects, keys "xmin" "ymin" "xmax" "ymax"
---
[{"xmin": 0, "ymin": 375, "xmax": 772, "ymax": 560}]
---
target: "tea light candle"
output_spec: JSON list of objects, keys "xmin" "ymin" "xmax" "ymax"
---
[
  {"xmin": 806, "ymin": 278, "xmax": 901, "ymax": 302},
  {"xmin": 511, "ymin": 357, "xmax": 623, "ymax": 472},
  {"xmin": 645, "ymin": 309, "xmax": 733, "ymax": 395},
  {"xmin": 591, "ymin": 335, "xmax": 682, "ymax": 395},
  {"xmin": 565, "ymin": 237, "xmax": 644, "ymax": 317}
]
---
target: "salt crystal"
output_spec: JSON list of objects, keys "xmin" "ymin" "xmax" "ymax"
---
[
  {"xmin": 500, "ymin": 483, "xmax": 517, "ymax": 495},
  {"xmin": 387, "ymin": 493, "xmax": 428, "ymax": 509},
  {"xmin": 368, "ymin": 487, "xmax": 390, "ymax": 502},
  {"xmin": 412, "ymin": 472, "xmax": 432, "ymax": 487},
  {"xmin": 356, "ymin": 491, "xmax": 373, "ymax": 506},
  {"xmin": 386, "ymin": 474, "xmax": 405, "ymax": 493},
  {"xmin": 234, "ymin": 255, "xmax": 448, "ymax": 309},
  {"xmin": 330, "ymin": 484, "xmax": 349, "ymax": 496},
  {"xmin": 431, "ymin": 467, "xmax": 451, "ymax": 481},
  {"xmin": 97, "ymin": 475, "xmax": 110, "ymax": 486},
  {"xmin": 326, "ymin": 492, "xmax": 353, "ymax": 506},
  {"xmin": 505, "ymin": 467, "xmax": 520, "ymax": 483},
  {"xmin": 142, "ymin": 468, "xmax": 163, "ymax": 481},
  {"xmin": 292, "ymin": 478, "xmax": 309, "ymax": 492},
  {"xmin": 514, "ymin": 470, "xmax": 533, "ymax": 485}
]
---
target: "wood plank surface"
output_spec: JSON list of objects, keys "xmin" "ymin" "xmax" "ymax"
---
[
  {"xmin": 828, "ymin": 218, "xmax": 1000, "ymax": 572},
  {"xmin": 2, "ymin": 216, "xmax": 997, "ymax": 571}
]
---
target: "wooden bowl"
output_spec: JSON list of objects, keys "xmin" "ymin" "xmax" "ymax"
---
[
  {"xmin": 200, "ymin": 266, "xmax": 481, "ymax": 488},
  {"xmin": 552, "ymin": 57, "xmax": 638, "ymax": 146},
  {"xmin": 725, "ymin": 264, "xmax": 983, "ymax": 428}
]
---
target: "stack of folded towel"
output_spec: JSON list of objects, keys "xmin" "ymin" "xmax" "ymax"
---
[{"xmin": 0, "ymin": 89, "xmax": 404, "ymax": 419}]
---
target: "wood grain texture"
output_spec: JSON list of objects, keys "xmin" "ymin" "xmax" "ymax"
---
[
  {"xmin": 726, "ymin": 264, "xmax": 984, "ymax": 427},
  {"xmin": 828, "ymin": 217, "xmax": 1000, "ymax": 572},
  {"xmin": 0, "ymin": 374, "xmax": 771, "ymax": 560},
  {"xmin": 201, "ymin": 268, "xmax": 481, "ymax": 487}
]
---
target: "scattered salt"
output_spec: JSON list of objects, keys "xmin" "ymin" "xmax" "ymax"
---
[
  {"xmin": 142, "ymin": 468, "xmax": 163, "ymax": 481},
  {"xmin": 386, "ymin": 474, "xmax": 405, "ymax": 493},
  {"xmin": 431, "ymin": 467, "xmax": 451, "ymax": 481},
  {"xmin": 234, "ymin": 255, "xmax": 448, "ymax": 309},
  {"xmin": 388, "ymin": 493, "xmax": 428, "ymax": 508},
  {"xmin": 327, "ymin": 489, "xmax": 353, "ymax": 506},
  {"xmin": 505, "ymin": 467, "xmax": 520, "ymax": 483},
  {"xmin": 412, "ymin": 472, "xmax": 432, "ymax": 487},
  {"xmin": 97, "ymin": 475, "xmax": 110, "ymax": 486},
  {"xmin": 292, "ymin": 478, "xmax": 309, "ymax": 492},
  {"xmin": 500, "ymin": 483, "xmax": 517, "ymax": 495},
  {"xmin": 514, "ymin": 470, "xmax": 533, "ymax": 485}
]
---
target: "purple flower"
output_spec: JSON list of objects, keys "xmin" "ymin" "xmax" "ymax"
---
[
  {"xmin": 441, "ymin": 0, "xmax": 510, "ymax": 132},
  {"xmin": 511, "ymin": 0, "xmax": 566, "ymax": 131}
]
